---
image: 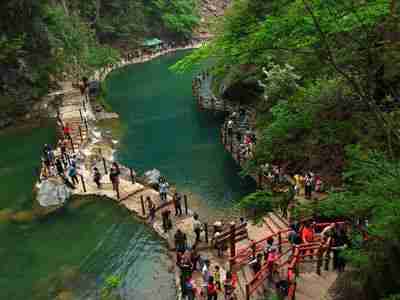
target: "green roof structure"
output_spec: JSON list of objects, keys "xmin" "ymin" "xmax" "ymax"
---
[{"xmin": 142, "ymin": 38, "xmax": 163, "ymax": 47}]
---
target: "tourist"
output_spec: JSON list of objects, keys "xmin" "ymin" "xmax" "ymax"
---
[
  {"xmin": 332, "ymin": 226, "xmax": 349, "ymax": 272},
  {"xmin": 58, "ymin": 139, "xmax": 68, "ymax": 161},
  {"xmin": 173, "ymin": 192, "xmax": 183, "ymax": 216},
  {"xmin": 201, "ymin": 260, "xmax": 211, "ymax": 298},
  {"xmin": 293, "ymin": 173, "xmax": 302, "ymax": 195},
  {"xmin": 263, "ymin": 236, "xmax": 275, "ymax": 261},
  {"xmin": 214, "ymin": 231, "xmax": 224, "ymax": 257},
  {"xmin": 184, "ymin": 275, "xmax": 197, "ymax": 300},
  {"xmin": 315, "ymin": 175, "xmax": 323, "ymax": 192},
  {"xmin": 93, "ymin": 167, "xmax": 101, "ymax": 189},
  {"xmin": 70, "ymin": 154, "xmax": 77, "ymax": 168},
  {"xmin": 223, "ymin": 271, "xmax": 235, "ymax": 300},
  {"xmin": 190, "ymin": 247, "xmax": 200, "ymax": 272},
  {"xmin": 249, "ymin": 253, "xmax": 263, "ymax": 274},
  {"xmin": 148, "ymin": 197, "xmax": 156, "ymax": 223},
  {"xmin": 159, "ymin": 177, "xmax": 169, "ymax": 202},
  {"xmin": 55, "ymin": 158, "xmax": 64, "ymax": 176},
  {"xmin": 301, "ymin": 222, "xmax": 316, "ymax": 257},
  {"xmin": 68, "ymin": 165, "xmax": 79, "ymax": 186},
  {"xmin": 288, "ymin": 223, "xmax": 301, "ymax": 246},
  {"xmin": 193, "ymin": 213, "xmax": 202, "ymax": 243},
  {"xmin": 227, "ymin": 119, "xmax": 234, "ymax": 137},
  {"xmin": 214, "ymin": 265, "xmax": 221, "ymax": 291},
  {"xmin": 63, "ymin": 123, "xmax": 72, "ymax": 140},
  {"xmin": 180, "ymin": 251, "xmax": 193, "ymax": 280},
  {"xmin": 304, "ymin": 173, "xmax": 313, "ymax": 199},
  {"xmin": 161, "ymin": 209, "xmax": 172, "ymax": 232},
  {"xmin": 267, "ymin": 246, "xmax": 279, "ymax": 280},
  {"xmin": 321, "ymin": 223, "xmax": 336, "ymax": 242},
  {"xmin": 175, "ymin": 229, "xmax": 187, "ymax": 261},
  {"xmin": 109, "ymin": 162, "xmax": 120, "ymax": 192},
  {"xmin": 207, "ymin": 276, "xmax": 218, "ymax": 300}
]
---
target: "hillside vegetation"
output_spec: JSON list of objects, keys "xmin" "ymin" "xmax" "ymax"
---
[{"xmin": 174, "ymin": 1, "xmax": 400, "ymax": 299}]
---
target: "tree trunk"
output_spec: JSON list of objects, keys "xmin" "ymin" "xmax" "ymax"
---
[
  {"xmin": 95, "ymin": 0, "xmax": 101, "ymax": 24},
  {"xmin": 60, "ymin": 0, "xmax": 69, "ymax": 16},
  {"xmin": 391, "ymin": 0, "xmax": 397, "ymax": 16}
]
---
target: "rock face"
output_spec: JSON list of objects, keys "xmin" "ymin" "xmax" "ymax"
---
[{"xmin": 37, "ymin": 180, "xmax": 71, "ymax": 207}]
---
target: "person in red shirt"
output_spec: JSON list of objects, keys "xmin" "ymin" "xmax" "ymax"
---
[
  {"xmin": 207, "ymin": 276, "xmax": 218, "ymax": 300},
  {"xmin": 301, "ymin": 222, "xmax": 316, "ymax": 257},
  {"xmin": 301, "ymin": 223, "xmax": 315, "ymax": 244},
  {"xmin": 63, "ymin": 123, "xmax": 71, "ymax": 140}
]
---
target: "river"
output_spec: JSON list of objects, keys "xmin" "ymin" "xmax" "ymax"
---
[
  {"xmin": 106, "ymin": 50, "xmax": 255, "ymax": 216},
  {"xmin": 0, "ymin": 50, "xmax": 254, "ymax": 300}
]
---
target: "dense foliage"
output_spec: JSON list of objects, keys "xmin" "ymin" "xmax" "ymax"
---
[
  {"xmin": 175, "ymin": 0, "xmax": 400, "ymax": 299},
  {"xmin": 0, "ymin": 0, "xmax": 200, "ymax": 125}
]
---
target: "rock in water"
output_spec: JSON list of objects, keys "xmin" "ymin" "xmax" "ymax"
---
[
  {"xmin": 143, "ymin": 169, "xmax": 161, "ymax": 185},
  {"xmin": 37, "ymin": 179, "xmax": 71, "ymax": 207}
]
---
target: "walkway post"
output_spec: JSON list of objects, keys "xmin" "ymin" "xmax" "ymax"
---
[
  {"xmin": 102, "ymin": 157, "xmax": 108, "ymax": 174},
  {"xmin": 79, "ymin": 109, "xmax": 83, "ymax": 122},
  {"xmin": 130, "ymin": 168, "xmax": 136, "ymax": 184},
  {"xmin": 140, "ymin": 195, "xmax": 146, "ymax": 216},
  {"xmin": 278, "ymin": 232, "xmax": 282, "ymax": 253},
  {"xmin": 116, "ymin": 182, "xmax": 120, "ymax": 200},
  {"xmin": 230, "ymin": 222, "xmax": 236, "ymax": 258},
  {"xmin": 245, "ymin": 284, "xmax": 250, "ymax": 300},
  {"xmin": 80, "ymin": 174, "xmax": 87, "ymax": 192},
  {"xmin": 184, "ymin": 195, "xmax": 188, "ymax": 215},
  {"xmin": 204, "ymin": 222, "xmax": 208, "ymax": 244}
]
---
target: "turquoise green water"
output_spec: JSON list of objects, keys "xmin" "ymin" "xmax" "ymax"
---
[
  {"xmin": 106, "ymin": 51, "xmax": 255, "ymax": 210},
  {"xmin": 0, "ymin": 125, "xmax": 175, "ymax": 300}
]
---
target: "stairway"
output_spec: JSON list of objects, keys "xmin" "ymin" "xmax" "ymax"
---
[{"xmin": 295, "ymin": 271, "xmax": 337, "ymax": 300}]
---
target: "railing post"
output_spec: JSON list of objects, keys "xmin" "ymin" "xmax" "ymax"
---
[
  {"xmin": 130, "ymin": 168, "xmax": 136, "ymax": 184},
  {"xmin": 84, "ymin": 117, "xmax": 88, "ymax": 131},
  {"xmin": 278, "ymin": 232, "xmax": 282, "ymax": 253},
  {"xmin": 230, "ymin": 222, "xmax": 236, "ymax": 258},
  {"xmin": 80, "ymin": 174, "xmax": 86, "ymax": 192},
  {"xmin": 140, "ymin": 195, "xmax": 146, "ymax": 216},
  {"xmin": 204, "ymin": 222, "xmax": 208, "ymax": 244},
  {"xmin": 79, "ymin": 126, "xmax": 83, "ymax": 142},
  {"xmin": 79, "ymin": 108, "xmax": 83, "ymax": 122},
  {"xmin": 245, "ymin": 284, "xmax": 250, "ymax": 300},
  {"xmin": 184, "ymin": 195, "xmax": 188, "ymax": 215}
]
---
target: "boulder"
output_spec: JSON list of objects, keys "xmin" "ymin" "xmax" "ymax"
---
[
  {"xmin": 143, "ymin": 169, "xmax": 161, "ymax": 186},
  {"xmin": 37, "ymin": 179, "xmax": 71, "ymax": 207}
]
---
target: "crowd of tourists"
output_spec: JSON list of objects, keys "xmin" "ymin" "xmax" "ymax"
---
[{"xmin": 172, "ymin": 213, "xmax": 250, "ymax": 300}]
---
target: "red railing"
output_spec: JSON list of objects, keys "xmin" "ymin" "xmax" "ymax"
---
[{"xmin": 237, "ymin": 221, "xmax": 347, "ymax": 300}]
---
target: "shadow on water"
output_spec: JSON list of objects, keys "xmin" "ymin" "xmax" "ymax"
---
[{"xmin": 105, "ymin": 50, "xmax": 256, "ymax": 215}]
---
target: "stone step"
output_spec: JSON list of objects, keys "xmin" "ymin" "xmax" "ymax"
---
[{"xmin": 268, "ymin": 212, "xmax": 289, "ymax": 232}]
